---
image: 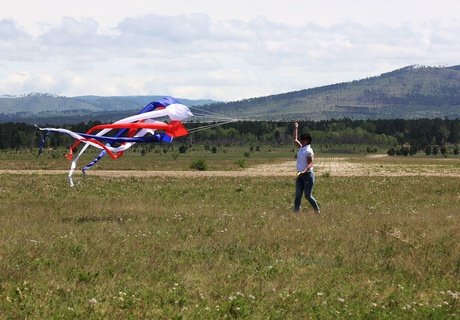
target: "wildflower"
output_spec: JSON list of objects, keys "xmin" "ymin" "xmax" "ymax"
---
[
  {"xmin": 88, "ymin": 298, "xmax": 97, "ymax": 305},
  {"xmin": 338, "ymin": 298, "xmax": 345, "ymax": 303},
  {"xmin": 115, "ymin": 292, "xmax": 128, "ymax": 302},
  {"xmin": 317, "ymin": 292, "xmax": 324, "ymax": 296}
]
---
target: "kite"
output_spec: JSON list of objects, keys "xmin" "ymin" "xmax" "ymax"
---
[{"xmin": 37, "ymin": 97, "xmax": 193, "ymax": 186}]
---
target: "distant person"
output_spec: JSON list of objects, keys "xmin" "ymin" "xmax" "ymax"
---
[{"xmin": 293, "ymin": 122, "xmax": 320, "ymax": 214}]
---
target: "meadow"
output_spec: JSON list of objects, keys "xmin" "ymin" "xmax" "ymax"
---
[{"xmin": 0, "ymin": 149, "xmax": 459, "ymax": 319}]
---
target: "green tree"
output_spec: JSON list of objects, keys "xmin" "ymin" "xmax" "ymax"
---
[{"xmin": 424, "ymin": 146, "xmax": 432, "ymax": 155}]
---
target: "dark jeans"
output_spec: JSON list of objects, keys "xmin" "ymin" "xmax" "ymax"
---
[{"xmin": 294, "ymin": 172, "xmax": 320, "ymax": 212}]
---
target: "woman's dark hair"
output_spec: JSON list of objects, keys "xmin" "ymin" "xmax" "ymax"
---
[{"xmin": 300, "ymin": 133, "xmax": 312, "ymax": 143}]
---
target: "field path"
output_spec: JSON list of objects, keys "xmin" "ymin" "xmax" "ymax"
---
[{"xmin": 1, "ymin": 157, "xmax": 459, "ymax": 177}]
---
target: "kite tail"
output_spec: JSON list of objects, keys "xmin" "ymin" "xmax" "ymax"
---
[
  {"xmin": 81, "ymin": 97, "xmax": 183, "ymax": 174},
  {"xmin": 82, "ymin": 149, "xmax": 107, "ymax": 174},
  {"xmin": 81, "ymin": 97, "xmax": 173, "ymax": 174},
  {"xmin": 167, "ymin": 121, "xmax": 189, "ymax": 137},
  {"xmin": 36, "ymin": 125, "xmax": 50, "ymax": 157},
  {"xmin": 82, "ymin": 127, "xmax": 129, "ymax": 173}
]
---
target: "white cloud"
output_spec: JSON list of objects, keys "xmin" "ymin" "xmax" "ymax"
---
[
  {"xmin": 117, "ymin": 13, "xmax": 211, "ymax": 42},
  {"xmin": 1, "ymin": 1, "xmax": 460, "ymax": 100}
]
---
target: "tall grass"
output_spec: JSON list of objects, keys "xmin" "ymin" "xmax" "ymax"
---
[{"xmin": 0, "ymin": 174, "xmax": 458, "ymax": 318}]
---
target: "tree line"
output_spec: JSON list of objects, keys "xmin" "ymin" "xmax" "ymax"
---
[{"xmin": 1, "ymin": 118, "xmax": 459, "ymax": 155}]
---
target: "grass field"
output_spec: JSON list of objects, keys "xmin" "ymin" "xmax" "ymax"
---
[
  {"xmin": 0, "ymin": 150, "xmax": 459, "ymax": 319},
  {"xmin": 0, "ymin": 146, "xmax": 296, "ymax": 172}
]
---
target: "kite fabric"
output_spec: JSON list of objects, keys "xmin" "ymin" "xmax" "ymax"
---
[{"xmin": 37, "ymin": 97, "xmax": 193, "ymax": 186}]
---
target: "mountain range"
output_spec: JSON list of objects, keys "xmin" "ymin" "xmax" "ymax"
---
[
  {"xmin": 1, "ymin": 65, "xmax": 459, "ymax": 124},
  {"xmin": 200, "ymin": 65, "xmax": 460, "ymax": 120},
  {"xmin": 0, "ymin": 95, "xmax": 218, "ymax": 124}
]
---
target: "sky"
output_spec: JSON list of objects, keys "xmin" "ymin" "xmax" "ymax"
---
[{"xmin": 1, "ymin": 0, "xmax": 459, "ymax": 101}]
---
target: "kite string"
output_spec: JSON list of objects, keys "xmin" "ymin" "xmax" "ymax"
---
[
  {"xmin": 188, "ymin": 105, "xmax": 238, "ymax": 120},
  {"xmin": 187, "ymin": 119, "xmax": 238, "ymax": 134},
  {"xmin": 184, "ymin": 105, "xmax": 243, "ymax": 133},
  {"xmin": 189, "ymin": 104, "xmax": 290, "ymax": 122}
]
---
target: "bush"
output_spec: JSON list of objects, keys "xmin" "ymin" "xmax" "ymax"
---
[
  {"xmin": 389, "ymin": 144, "xmax": 416, "ymax": 156},
  {"xmin": 366, "ymin": 146, "xmax": 378, "ymax": 153},
  {"xmin": 235, "ymin": 159, "xmax": 246, "ymax": 168},
  {"xmin": 424, "ymin": 146, "xmax": 432, "ymax": 155},
  {"xmin": 441, "ymin": 146, "xmax": 448, "ymax": 155},
  {"xmin": 190, "ymin": 159, "xmax": 207, "ymax": 171}
]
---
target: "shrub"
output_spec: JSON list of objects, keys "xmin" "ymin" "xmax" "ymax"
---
[
  {"xmin": 441, "ymin": 146, "xmax": 448, "ymax": 155},
  {"xmin": 235, "ymin": 159, "xmax": 246, "ymax": 168},
  {"xmin": 190, "ymin": 159, "xmax": 207, "ymax": 171},
  {"xmin": 425, "ymin": 146, "xmax": 432, "ymax": 155}
]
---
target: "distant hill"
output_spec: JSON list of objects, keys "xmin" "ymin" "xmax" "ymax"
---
[
  {"xmin": 0, "ymin": 94, "xmax": 218, "ymax": 124},
  {"xmin": 201, "ymin": 65, "xmax": 460, "ymax": 120},
  {"xmin": 1, "ymin": 65, "xmax": 459, "ymax": 124}
]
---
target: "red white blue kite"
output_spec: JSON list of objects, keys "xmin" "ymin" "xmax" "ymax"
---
[{"xmin": 37, "ymin": 97, "xmax": 193, "ymax": 186}]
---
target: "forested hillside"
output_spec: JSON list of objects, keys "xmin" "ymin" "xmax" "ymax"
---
[
  {"xmin": 2, "ymin": 119, "xmax": 458, "ymax": 156},
  {"xmin": 201, "ymin": 65, "xmax": 460, "ymax": 120}
]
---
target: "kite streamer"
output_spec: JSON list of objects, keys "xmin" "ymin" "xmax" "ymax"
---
[{"xmin": 37, "ymin": 97, "xmax": 193, "ymax": 186}]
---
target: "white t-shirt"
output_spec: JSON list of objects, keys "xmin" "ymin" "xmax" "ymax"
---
[{"xmin": 296, "ymin": 144, "xmax": 314, "ymax": 172}]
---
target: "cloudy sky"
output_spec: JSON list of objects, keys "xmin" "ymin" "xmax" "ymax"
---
[{"xmin": 1, "ymin": 0, "xmax": 459, "ymax": 101}]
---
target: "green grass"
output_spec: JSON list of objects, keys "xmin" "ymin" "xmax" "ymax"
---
[
  {"xmin": 0, "ymin": 146, "xmax": 295, "ymax": 171},
  {"xmin": 0, "ymin": 172, "xmax": 458, "ymax": 319}
]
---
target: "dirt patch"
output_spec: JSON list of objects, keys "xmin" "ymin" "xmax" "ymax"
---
[{"xmin": 1, "ymin": 156, "xmax": 459, "ymax": 178}]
